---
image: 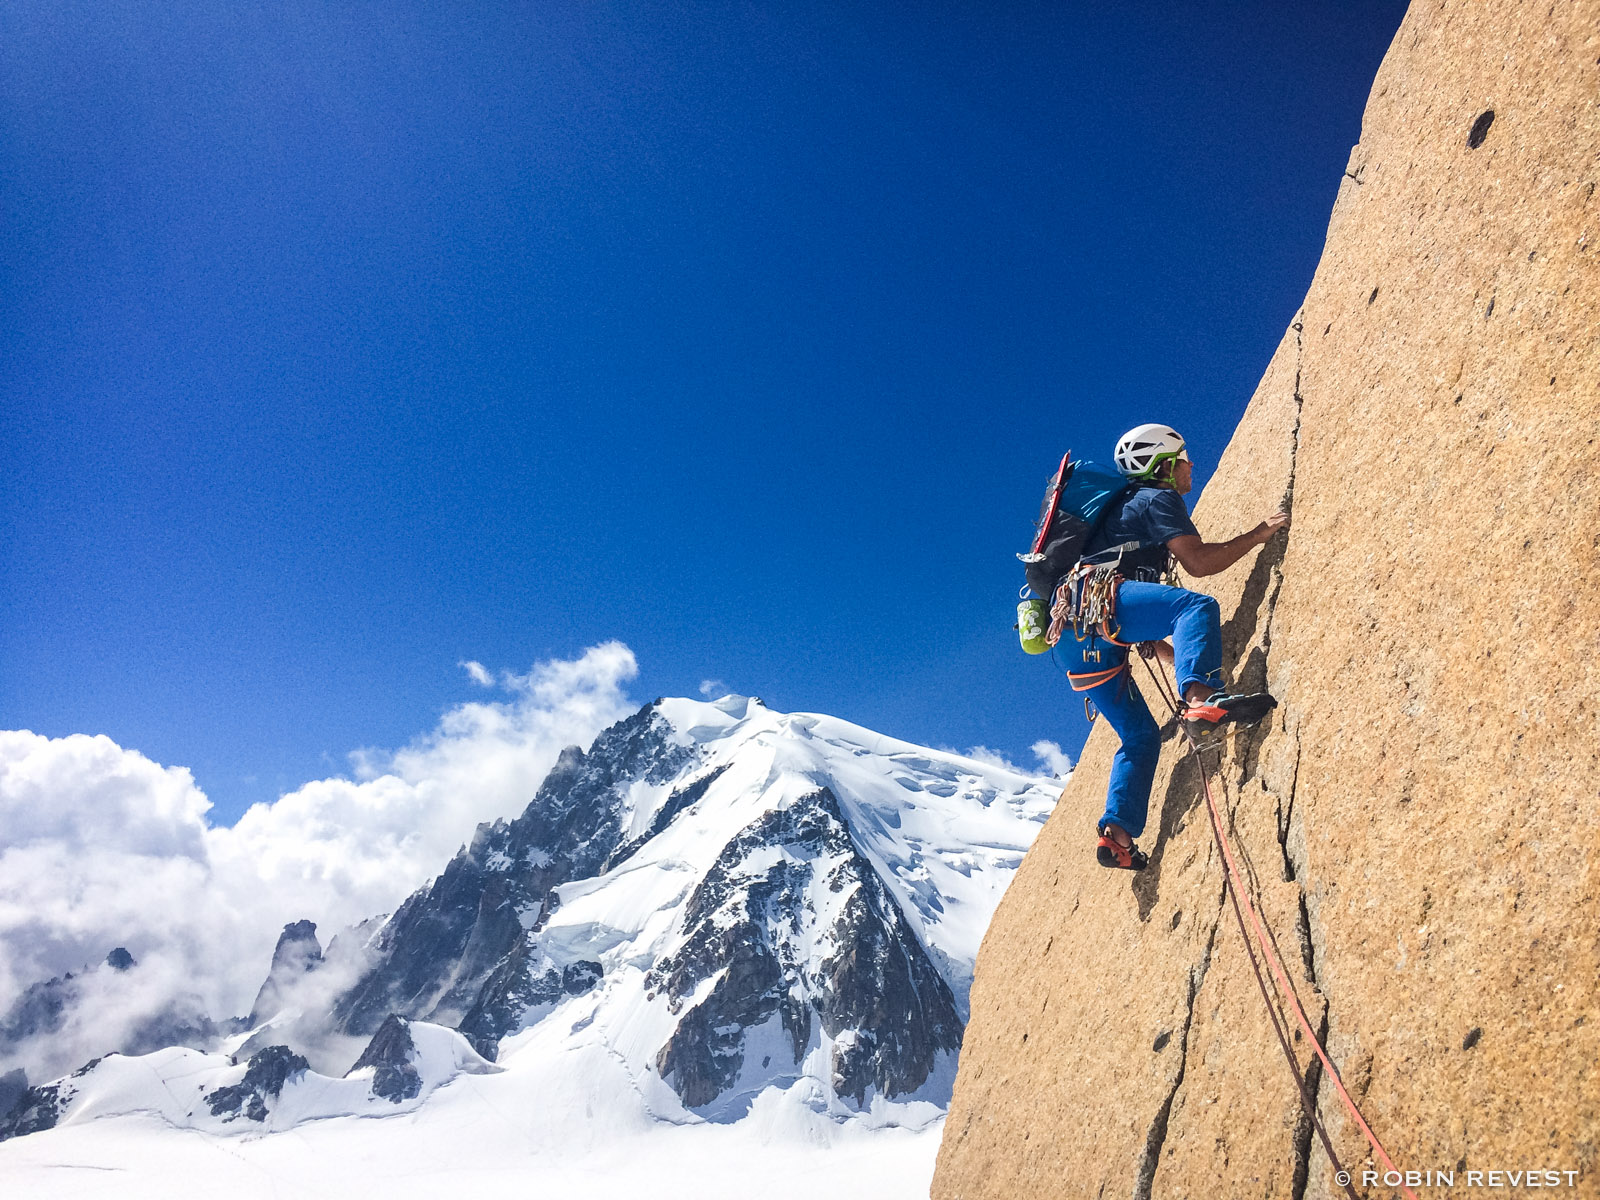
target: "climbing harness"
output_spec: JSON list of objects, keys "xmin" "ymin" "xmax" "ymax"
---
[
  {"xmin": 1046, "ymin": 541, "xmax": 1144, "ymax": 649},
  {"xmin": 1064, "ymin": 659, "xmax": 1124, "ymax": 724},
  {"xmin": 1065, "ymin": 664, "xmax": 1125, "ymax": 692},
  {"xmin": 1135, "ymin": 654, "xmax": 1417, "ymax": 1200},
  {"xmin": 1045, "ymin": 545, "xmax": 1149, "ymax": 723}
]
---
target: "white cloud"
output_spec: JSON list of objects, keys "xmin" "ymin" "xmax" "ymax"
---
[
  {"xmin": 0, "ymin": 643, "xmax": 639, "ymax": 1082},
  {"xmin": 698, "ymin": 679, "xmax": 725, "ymax": 698},
  {"xmin": 1030, "ymin": 740, "xmax": 1075, "ymax": 779},
  {"xmin": 961, "ymin": 745, "xmax": 1022, "ymax": 773},
  {"xmin": 460, "ymin": 660, "xmax": 494, "ymax": 687}
]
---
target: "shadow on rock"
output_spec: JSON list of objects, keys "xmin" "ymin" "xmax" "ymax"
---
[{"xmin": 1132, "ymin": 743, "xmax": 1207, "ymax": 922}]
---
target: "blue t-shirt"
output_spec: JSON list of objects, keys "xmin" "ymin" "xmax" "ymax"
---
[{"xmin": 1083, "ymin": 485, "xmax": 1198, "ymax": 580}]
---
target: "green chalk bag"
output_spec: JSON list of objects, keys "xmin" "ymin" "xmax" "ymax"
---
[{"xmin": 1016, "ymin": 594, "xmax": 1050, "ymax": 655}]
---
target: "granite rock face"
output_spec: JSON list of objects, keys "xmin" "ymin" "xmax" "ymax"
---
[{"xmin": 935, "ymin": 3, "xmax": 1600, "ymax": 1197}]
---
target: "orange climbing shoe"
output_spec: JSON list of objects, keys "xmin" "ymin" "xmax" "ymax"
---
[
  {"xmin": 1096, "ymin": 827, "xmax": 1149, "ymax": 871},
  {"xmin": 1181, "ymin": 690, "xmax": 1277, "ymax": 741}
]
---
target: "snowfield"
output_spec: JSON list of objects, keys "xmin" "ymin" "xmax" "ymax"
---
[{"xmin": 0, "ymin": 1025, "xmax": 944, "ymax": 1199}]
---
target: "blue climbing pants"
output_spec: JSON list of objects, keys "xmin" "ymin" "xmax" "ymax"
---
[{"xmin": 1063, "ymin": 582, "xmax": 1223, "ymax": 838}]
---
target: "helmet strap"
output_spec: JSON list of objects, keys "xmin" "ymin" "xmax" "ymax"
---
[{"xmin": 1147, "ymin": 454, "xmax": 1180, "ymax": 486}]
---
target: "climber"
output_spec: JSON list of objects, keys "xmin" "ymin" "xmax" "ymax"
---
[{"xmin": 1066, "ymin": 423, "xmax": 1289, "ymax": 871}]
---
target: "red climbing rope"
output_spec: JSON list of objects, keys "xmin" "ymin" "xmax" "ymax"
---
[{"xmin": 1138, "ymin": 654, "xmax": 1416, "ymax": 1200}]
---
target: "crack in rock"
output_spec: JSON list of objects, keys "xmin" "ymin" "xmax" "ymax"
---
[
  {"xmin": 1217, "ymin": 335, "xmax": 1333, "ymax": 1196},
  {"xmin": 1129, "ymin": 322, "xmax": 1325, "ymax": 1198},
  {"xmin": 1276, "ymin": 741, "xmax": 1303, "ymax": 870},
  {"xmin": 1276, "ymin": 754, "xmax": 1336, "ymax": 1200},
  {"xmin": 1289, "ymin": 1007, "xmax": 1331, "ymax": 1200},
  {"xmin": 1135, "ymin": 889, "xmax": 1224, "ymax": 1200},
  {"xmin": 1284, "ymin": 312, "xmax": 1307, "ymax": 520}
]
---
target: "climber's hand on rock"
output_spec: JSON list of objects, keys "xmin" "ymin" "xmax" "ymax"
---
[{"xmin": 1257, "ymin": 511, "xmax": 1290, "ymax": 542}]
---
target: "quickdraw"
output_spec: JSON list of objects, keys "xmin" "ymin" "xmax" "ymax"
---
[{"xmin": 1046, "ymin": 558, "xmax": 1131, "ymax": 648}]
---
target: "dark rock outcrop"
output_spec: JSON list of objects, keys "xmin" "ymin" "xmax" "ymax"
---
[
  {"xmin": 247, "ymin": 921, "xmax": 323, "ymax": 1027},
  {"xmin": 649, "ymin": 787, "xmax": 961, "ymax": 1109},
  {"xmin": 204, "ymin": 1045, "xmax": 308, "ymax": 1123},
  {"xmin": 600, "ymin": 762, "xmax": 732, "ymax": 871},
  {"xmin": 0, "ymin": 955, "xmax": 215, "ymax": 1072},
  {"xmin": 0, "ymin": 1057, "xmax": 102, "ymax": 1143},
  {"xmin": 454, "ymin": 939, "xmax": 565, "ymax": 1061},
  {"xmin": 561, "ymin": 961, "xmax": 603, "ymax": 995},
  {"xmin": 0, "ymin": 974, "xmax": 75, "ymax": 1049},
  {"xmin": 345, "ymin": 1015, "xmax": 421, "ymax": 1103},
  {"xmin": 0, "ymin": 1069, "xmax": 26, "ymax": 1121},
  {"xmin": 2, "ymin": 951, "xmax": 140, "ymax": 1051},
  {"xmin": 118, "ymin": 1003, "xmax": 217, "ymax": 1060},
  {"xmin": 0, "ymin": 1081, "xmax": 67, "ymax": 1142},
  {"xmin": 104, "ymin": 948, "xmax": 135, "ymax": 971}
]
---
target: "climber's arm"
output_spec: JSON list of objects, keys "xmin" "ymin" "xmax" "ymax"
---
[{"xmin": 1167, "ymin": 511, "xmax": 1289, "ymax": 578}]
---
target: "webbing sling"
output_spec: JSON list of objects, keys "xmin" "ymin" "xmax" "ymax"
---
[{"xmin": 1066, "ymin": 663, "xmax": 1126, "ymax": 692}]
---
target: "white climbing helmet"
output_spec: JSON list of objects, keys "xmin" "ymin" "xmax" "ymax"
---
[{"xmin": 1114, "ymin": 423, "xmax": 1189, "ymax": 481}]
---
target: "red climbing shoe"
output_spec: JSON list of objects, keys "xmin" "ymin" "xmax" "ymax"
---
[
  {"xmin": 1096, "ymin": 827, "xmax": 1149, "ymax": 871},
  {"xmin": 1181, "ymin": 691, "xmax": 1277, "ymax": 741}
]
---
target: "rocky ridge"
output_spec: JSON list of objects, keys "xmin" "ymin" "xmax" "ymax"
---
[
  {"xmin": 331, "ymin": 704, "xmax": 695, "ymax": 1044},
  {"xmin": 646, "ymin": 785, "xmax": 962, "ymax": 1108},
  {"xmin": 345, "ymin": 1015, "xmax": 422, "ymax": 1103},
  {"xmin": 247, "ymin": 921, "xmax": 324, "ymax": 1027}
]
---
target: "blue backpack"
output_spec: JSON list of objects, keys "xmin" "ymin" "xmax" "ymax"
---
[{"xmin": 1017, "ymin": 453, "xmax": 1133, "ymax": 600}]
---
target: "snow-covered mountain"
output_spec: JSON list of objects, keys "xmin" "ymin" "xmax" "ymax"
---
[{"xmin": 0, "ymin": 695, "xmax": 1057, "ymax": 1192}]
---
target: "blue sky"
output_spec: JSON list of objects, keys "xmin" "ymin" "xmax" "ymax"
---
[{"xmin": 1, "ymin": 1, "xmax": 1408, "ymax": 823}]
